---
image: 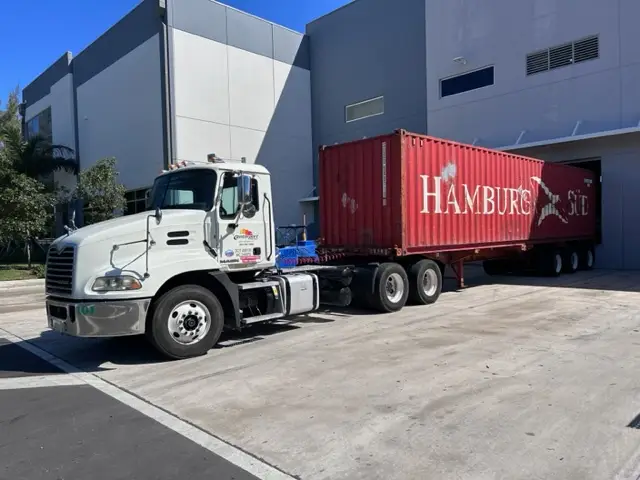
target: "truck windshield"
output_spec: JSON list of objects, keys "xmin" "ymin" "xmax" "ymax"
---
[{"xmin": 148, "ymin": 169, "xmax": 217, "ymax": 211}]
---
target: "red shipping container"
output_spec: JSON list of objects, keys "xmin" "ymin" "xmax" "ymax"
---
[{"xmin": 319, "ymin": 130, "xmax": 596, "ymax": 255}]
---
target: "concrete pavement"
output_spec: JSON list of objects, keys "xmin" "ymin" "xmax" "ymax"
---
[{"xmin": 2, "ymin": 269, "xmax": 640, "ymax": 479}]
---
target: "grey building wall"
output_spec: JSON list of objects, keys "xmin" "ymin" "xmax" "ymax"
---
[
  {"xmin": 22, "ymin": 0, "xmax": 314, "ymax": 227},
  {"xmin": 306, "ymin": 0, "xmax": 427, "ymax": 170},
  {"xmin": 424, "ymin": 0, "xmax": 640, "ymax": 148},
  {"xmin": 22, "ymin": 0, "xmax": 167, "ymax": 191}
]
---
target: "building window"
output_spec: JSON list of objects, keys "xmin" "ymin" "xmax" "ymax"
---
[
  {"xmin": 26, "ymin": 107, "xmax": 52, "ymax": 143},
  {"xmin": 526, "ymin": 35, "xmax": 599, "ymax": 76},
  {"xmin": 345, "ymin": 96, "xmax": 384, "ymax": 123},
  {"xmin": 440, "ymin": 66, "xmax": 495, "ymax": 98},
  {"xmin": 125, "ymin": 188, "xmax": 150, "ymax": 215}
]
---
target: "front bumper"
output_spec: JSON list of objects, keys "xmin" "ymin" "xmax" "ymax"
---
[{"xmin": 46, "ymin": 297, "xmax": 151, "ymax": 337}]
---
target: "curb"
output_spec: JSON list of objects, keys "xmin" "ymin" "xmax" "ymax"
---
[{"xmin": 0, "ymin": 279, "xmax": 45, "ymax": 289}]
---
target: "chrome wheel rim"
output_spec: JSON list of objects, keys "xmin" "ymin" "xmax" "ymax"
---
[
  {"xmin": 385, "ymin": 273, "xmax": 405, "ymax": 304},
  {"xmin": 167, "ymin": 300, "xmax": 210, "ymax": 345},
  {"xmin": 422, "ymin": 269, "xmax": 438, "ymax": 296}
]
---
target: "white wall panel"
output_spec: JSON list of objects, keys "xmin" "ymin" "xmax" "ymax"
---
[
  {"xmin": 50, "ymin": 74, "xmax": 77, "ymax": 191},
  {"xmin": 175, "ymin": 115, "xmax": 231, "ymax": 162},
  {"xmin": 170, "ymin": 27, "xmax": 314, "ymax": 226},
  {"xmin": 76, "ymin": 34, "xmax": 164, "ymax": 189},
  {"xmin": 172, "ymin": 29, "xmax": 230, "ymax": 125},
  {"xmin": 229, "ymin": 126, "xmax": 264, "ymax": 163},
  {"xmin": 227, "ymin": 46, "xmax": 275, "ymax": 131}
]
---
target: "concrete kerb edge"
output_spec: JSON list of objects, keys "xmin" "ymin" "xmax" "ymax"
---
[{"xmin": 0, "ymin": 279, "xmax": 46, "ymax": 289}]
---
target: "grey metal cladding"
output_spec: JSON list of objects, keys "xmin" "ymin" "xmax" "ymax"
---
[
  {"xmin": 169, "ymin": 0, "xmax": 309, "ymax": 70},
  {"xmin": 72, "ymin": 0, "xmax": 161, "ymax": 88},
  {"xmin": 169, "ymin": 0, "xmax": 227, "ymax": 44},
  {"xmin": 22, "ymin": 52, "xmax": 72, "ymax": 106},
  {"xmin": 273, "ymin": 26, "xmax": 310, "ymax": 70},
  {"xmin": 226, "ymin": 8, "xmax": 273, "ymax": 58}
]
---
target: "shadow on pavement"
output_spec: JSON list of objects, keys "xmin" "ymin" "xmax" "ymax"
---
[{"xmin": 4, "ymin": 267, "xmax": 637, "ymax": 375}]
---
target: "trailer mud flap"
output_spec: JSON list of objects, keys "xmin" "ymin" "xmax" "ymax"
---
[{"xmin": 350, "ymin": 264, "xmax": 378, "ymax": 308}]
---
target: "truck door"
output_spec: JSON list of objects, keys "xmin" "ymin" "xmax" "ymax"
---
[{"xmin": 217, "ymin": 171, "xmax": 266, "ymax": 266}]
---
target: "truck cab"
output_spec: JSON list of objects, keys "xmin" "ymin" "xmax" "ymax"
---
[{"xmin": 45, "ymin": 157, "xmax": 321, "ymax": 359}]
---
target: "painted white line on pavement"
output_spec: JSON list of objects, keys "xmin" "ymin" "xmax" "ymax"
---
[
  {"xmin": 0, "ymin": 375, "xmax": 85, "ymax": 390},
  {"xmin": 0, "ymin": 328, "xmax": 296, "ymax": 480}
]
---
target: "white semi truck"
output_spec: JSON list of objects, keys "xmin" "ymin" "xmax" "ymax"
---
[{"xmin": 44, "ymin": 156, "xmax": 417, "ymax": 359}]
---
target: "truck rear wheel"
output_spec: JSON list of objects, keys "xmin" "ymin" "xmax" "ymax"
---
[
  {"xmin": 408, "ymin": 259, "xmax": 442, "ymax": 305},
  {"xmin": 370, "ymin": 263, "xmax": 409, "ymax": 313},
  {"xmin": 146, "ymin": 285, "xmax": 224, "ymax": 360}
]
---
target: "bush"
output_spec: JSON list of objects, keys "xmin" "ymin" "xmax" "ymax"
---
[{"xmin": 31, "ymin": 264, "xmax": 45, "ymax": 278}]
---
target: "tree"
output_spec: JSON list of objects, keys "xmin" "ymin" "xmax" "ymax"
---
[
  {"xmin": 74, "ymin": 157, "xmax": 126, "ymax": 225},
  {"xmin": 0, "ymin": 166, "xmax": 53, "ymax": 267},
  {"xmin": 0, "ymin": 87, "xmax": 20, "ymax": 133},
  {"xmin": 0, "ymin": 126, "xmax": 76, "ymax": 183}
]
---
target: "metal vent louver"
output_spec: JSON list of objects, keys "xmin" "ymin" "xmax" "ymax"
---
[
  {"xmin": 526, "ymin": 35, "xmax": 599, "ymax": 76},
  {"xmin": 573, "ymin": 35, "xmax": 599, "ymax": 63}
]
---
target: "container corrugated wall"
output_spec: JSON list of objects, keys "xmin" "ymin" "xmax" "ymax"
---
[
  {"xmin": 319, "ymin": 134, "xmax": 403, "ymax": 249},
  {"xmin": 319, "ymin": 131, "xmax": 596, "ymax": 254}
]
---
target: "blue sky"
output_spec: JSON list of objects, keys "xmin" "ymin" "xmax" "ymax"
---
[{"xmin": 0, "ymin": 0, "xmax": 348, "ymax": 105}]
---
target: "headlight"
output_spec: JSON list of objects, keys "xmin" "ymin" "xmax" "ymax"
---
[{"xmin": 92, "ymin": 275, "xmax": 142, "ymax": 292}]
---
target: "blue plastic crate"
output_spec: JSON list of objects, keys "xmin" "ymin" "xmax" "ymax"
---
[{"xmin": 295, "ymin": 240, "xmax": 317, "ymax": 259}]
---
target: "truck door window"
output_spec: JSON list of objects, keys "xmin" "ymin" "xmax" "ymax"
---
[{"xmin": 219, "ymin": 172, "xmax": 259, "ymax": 219}]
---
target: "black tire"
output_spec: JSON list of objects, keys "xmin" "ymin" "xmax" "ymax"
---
[
  {"xmin": 370, "ymin": 263, "xmax": 409, "ymax": 313},
  {"xmin": 408, "ymin": 259, "xmax": 442, "ymax": 305},
  {"xmin": 579, "ymin": 244, "xmax": 595, "ymax": 270},
  {"xmin": 539, "ymin": 250, "xmax": 563, "ymax": 277},
  {"xmin": 562, "ymin": 248, "xmax": 579, "ymax": 274},
  {"xmin": 146, "ymin": 285, "xmax": 224, "ymax": 360}
]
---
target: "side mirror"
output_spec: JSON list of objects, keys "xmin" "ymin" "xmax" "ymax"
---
[
  {"xmin": 155, "ymin": 206, "xmax": 163, "ymax": 222},
  {"xmin": 238, "ymin": 174, "xmax": 253, "ymax": 205}
]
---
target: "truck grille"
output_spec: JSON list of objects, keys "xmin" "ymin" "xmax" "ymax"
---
[{"xmin": 46, "ymin": 246, "xmax": 75, "ymax": 295}]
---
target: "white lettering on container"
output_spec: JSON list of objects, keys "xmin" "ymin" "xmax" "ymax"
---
[{"xmin": 419, "ymin": 175, "xmax": 590, "ymax": 224}]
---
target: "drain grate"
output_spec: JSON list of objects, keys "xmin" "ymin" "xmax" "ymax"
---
[{"xmin": 627, "ymin": 413, "xmax": 640, "ymax": 429}]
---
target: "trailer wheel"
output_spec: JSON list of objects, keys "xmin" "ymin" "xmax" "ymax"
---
[
  {"xmin": 562, "ymin": 248, "xmax": 579, "ymax": 274},
  {"xmin": 541, "ymin": 250, "xmax": 563, "ymax": 277},
  {"xmin": 408, "ymin": 259, "xmax": 442, "ymax": 305},
  {"xmin": 370, "ymin": 263, "xmax": 409, "ymax": 313},
  {"xmin": 579, "ymin": 245, "xmax": 595, "ymax": 270},
  {"xmin": 146, "ymin": 285, "xmax": 224, "ymax": 360}
]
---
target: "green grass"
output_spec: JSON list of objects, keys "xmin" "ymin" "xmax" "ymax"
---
[{"xmin": 0, "ymin": 264, "xmax": 45, "ymax": 281}]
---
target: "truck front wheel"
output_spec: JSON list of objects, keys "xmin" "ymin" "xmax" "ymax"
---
[
  {"xmin": 370, "ymin": 263, "xmax": 409, "ymax": 313},
  {"xmin": 146, "ymin": 285, "xmax": 224, "ymax": 360}
]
